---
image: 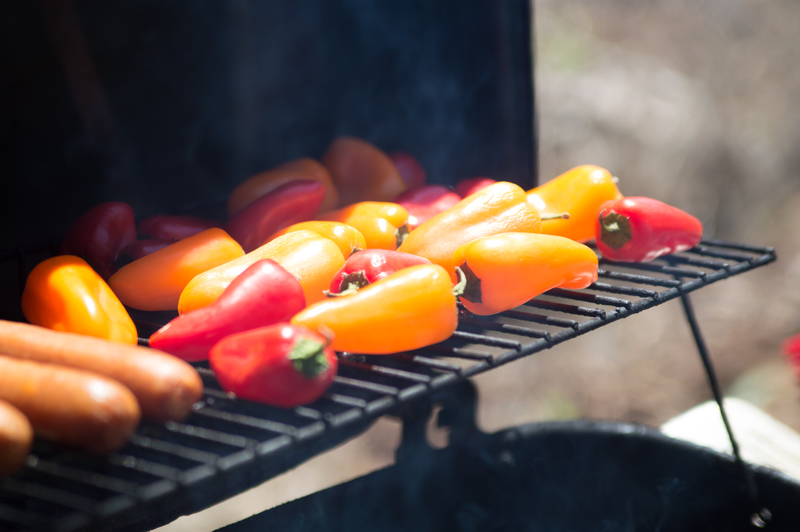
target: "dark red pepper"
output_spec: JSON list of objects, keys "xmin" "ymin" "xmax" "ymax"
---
[
  {"xmin": 455, "ymin": 177, "xmax": 497, "ymax": 198},
  {"xmin": 328, "ymin": 249, "xmax": 432, "ymax": 294},
  {"xmin": 149, "ymin": 259, "xmax": 306, "ymax": 361},
  {"xmin": 209, "ymin": 323, "xmax": 337, "ymax": 408},
  {"xmin": 389, "ymin": 152, "xmax": 427, "ymax": 189},
  {"xmin": 394, "ymin": 184, "xmax": 461, "ymax": 230},
  {"xmin": 595, "ymin": 197, "xmax": 703, "ymax": 262},
  {"xmin": 137, "ymin": 215, "xmax": 221, "ymax": 241},
  {"xmin": 224, "ymin": 180, "xmax": 326, "ymax": 253},
  {"xmin": 60, "ymin": 202, "xmax": 137, "ymax": 279}
]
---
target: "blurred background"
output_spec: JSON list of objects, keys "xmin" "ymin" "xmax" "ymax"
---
[{"xmin": 157, "ymin": 0, "xmax": 800, "ymax": 530}]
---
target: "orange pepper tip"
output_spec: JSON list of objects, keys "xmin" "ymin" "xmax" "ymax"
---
[
  {"xmin": 541, "ymin": 212, "xmax": 570, "ymax": 221},
  {"xmin": 395, "ymin": 224, "xmax": 410, "ymax": 249}
]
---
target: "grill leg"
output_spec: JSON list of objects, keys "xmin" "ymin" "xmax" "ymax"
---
[{"xmin": 679, "ymin": 292, "xmax": 772, "ymax": 527}]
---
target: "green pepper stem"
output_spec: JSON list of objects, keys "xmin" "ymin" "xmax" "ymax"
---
[
  {"xmin": 541, "ymin": 212, "xmax": 570, "ymax": 220},
  {"xmin": 453, "ymin": 266, "xmax": 467, "ymax": 298},
  {"xmin": 289, "ymin": 337, "xmax": 330, "ymax": 378}
]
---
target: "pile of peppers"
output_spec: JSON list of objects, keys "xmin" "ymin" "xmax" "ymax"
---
[{"xmin": 40, "ymin": 146, "xmax": 704, "ymax": 409}]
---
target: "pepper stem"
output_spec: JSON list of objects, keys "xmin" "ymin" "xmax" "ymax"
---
[
  {"xmin": 598, "ymin": 209, "xmax": 633, "ymax": 250},
  {"xmin": 289, "ymin": 337, "xmax": 330, "ymax": 379},
  {"xmin": 396, "ymin": 224, "xmax": 410, "ymax": 248},
  {"xmin": 452, "ymin": 265, "xmax": 470, "ymax": 299},
  {"xmin": 541, "ymin": 212, "xmax": 570, "ymax": 220}
]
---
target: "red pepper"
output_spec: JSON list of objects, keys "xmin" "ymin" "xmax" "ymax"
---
[
  {"xmin": 595, "ymin": 197, "xmax": 703, "ymax": 262},
  {"xmin": 120, "ymin": 239, "xmax": 173, "ymax": 261},
  {"xmin": 209, "ymin": 323, "xmax": 337, "ymax": 408},
  {"xmin": 60, "ymin": 202, "xmax": 137, "ymax": 279},
  {"xmin": 455, "ymin": 177, "xmax": 497, "ymax": 198},
  {"xmin": 394, "ymin": 185, "xmax": 461, "ymax": 230},
  {"xmin": 328, "ymin": 249, "xmax": 432, "ymax": 294},
  {"xmin": 150, "ymin": 259, "xmax": 306, "ymax": 361},
  {"xmin": 782, "ymin": 333, "xmax": 800, "ymax": 380},
  {"xmin": 389, "ymin": 152, "xmax": 427, "ymax": 189},
  {"xmin": 137, "ymin": 215, "xmax": 221, "ymax": 241},
  {"xmin": 224, "ymin": 180, "xmax": 326, "ymax": 253}
]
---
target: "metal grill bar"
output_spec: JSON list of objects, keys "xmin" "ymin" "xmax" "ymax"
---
[{"xmin": 0, "ymin": 240, "xmax": 776, "ymax": 532}]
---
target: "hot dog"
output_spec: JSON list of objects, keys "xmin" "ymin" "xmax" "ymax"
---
[
  {"xmin": 0, "ymin": 399, "xmax": 33, "ymax": 476},
  {"xmin": 0, "ymin": 320, "xmax": 203, "ymax": 423},
  {"xmin": 0, "ymin": 356, "xmax": 140, "ymax": 453}
]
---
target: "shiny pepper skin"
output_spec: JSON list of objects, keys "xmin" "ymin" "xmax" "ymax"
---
[
  {"xmin": 108, "ymin": 228, "xmax": 244, "ymax": 311},
  {"xmin": 227, "ymin": 158, "xmax": 339, "ymax": 216},
  {"xmin": 22, "ymin": 255, "xmax": 138, "ymax": 344},
  {"xmin": 398, "ymin": 181, "xmax": 543, "ymax": 281},
  {"xmin": 317, "ymin": 202, "xmax": 409, "ymax": 250},
  {"xmin": 595, "ymin": 197, "xmax": 703, "ymax": 262},
  {"xmin": 527, "ymin": 165, "xmax": 623, "ymax": 243},
  {"xmin": 394, "ymin": 184, "xmax": 462, "ymax": 231},
  {"xmin": 209, "ymin": 323, "xmax": 338, "ymax": 408},
  {"xmin": 224, "ymin": 180, "xmax": 327, "ymax": 253},
  {"xmin": 453, "ymin": 233, "xmax": 599, "ymax": 316},
  {"xmin": 150, "ymin": 260, "xmax": 306, "ymax": 361},
  {"xmin": 267, "ymin": 221, "xmax": 366, "ymax": 259},
  {"xmin": 179, "ymin": 230, "xmax": 345, "ymax": 314},
  {"xmin": 292, "ymin": 264, "xmax": 458, "ymax": 355},
  {"xmin": 329, "ymin": 249, "xmax": 431, "ymax": 293}
]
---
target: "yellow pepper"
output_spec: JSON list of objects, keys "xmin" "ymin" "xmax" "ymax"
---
[
  {"xmin": 452, "ymin": 233, "xmax": 598, "ymax": 316},
  {"xmin": 108, "ymin": 228, "xmax": 244, "ymax": 311},
  {"xmin": 291, "ymin": 264, "xmax": 457, "ymax": 354},
  {"xmin": 179, "ymin": 230, "xmax": 345, "ymax": 314},
  {"xmin": 317, "ymin": 202, "xmax": 409, "ymax": 250},
  {"xmin": 527, "ymin": 165, "xmax": 623, "ymax": 243},
  {"xmin": 267, "ymin": 221, "xmax": 366, "ymax": 258},
  {"xmin": 22, "ymin": 255, "xmax": 138, "ymax": 344},
  {"xmin": 398, "ymin": 181, "xmax": 544, "ymax": 281}
]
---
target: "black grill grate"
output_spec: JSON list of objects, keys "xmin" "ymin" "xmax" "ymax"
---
[{"xmin": 0, "ymin": 240, "xmax": 776, "ymax": 532}]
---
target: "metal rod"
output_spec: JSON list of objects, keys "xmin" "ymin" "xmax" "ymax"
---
[{"xmin": 679, "ymin": 292, "xmax": 770, "ymax": 527}]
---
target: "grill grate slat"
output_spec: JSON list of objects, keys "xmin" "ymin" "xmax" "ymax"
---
[{"xmin": 0, "ymin": 241, "xmax": 776, "ymax": 532}]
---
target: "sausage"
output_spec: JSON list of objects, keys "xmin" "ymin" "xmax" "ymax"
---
[
  {"xmin": 0, "ymin": 399, "xmax": 33, "ymax": 476},
  {"xmin": 0, "ymin": 356, "xmax": 140, "ymax": 453},
  {"xmin": 0, "ymin": 320, "xmax": 203, "ymax": 423}
]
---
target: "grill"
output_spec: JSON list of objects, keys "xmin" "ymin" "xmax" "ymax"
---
[{"xmin": 0, "ymin": 238, "xmax": 777, "ymax": 532}]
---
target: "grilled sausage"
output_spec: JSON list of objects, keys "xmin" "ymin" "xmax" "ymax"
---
[
  {"xmin": 0, "ymin": 320, "xmax": 203, "ymax": 423},
  {"xmin": 0, "ymin": 399, "xmax": 33, "ymax": 476},
  {"xmin": 0, "ymin": 356, "xmax": 140, "ymax": 453}
]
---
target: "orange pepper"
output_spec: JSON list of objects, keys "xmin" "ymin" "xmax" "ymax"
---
[
  {"xmin": 452, "ymin": 233, "xmax": 598, "ymax": 316},
  {"xmin": 22, "ymin": 255, "xmax": 138, "ymax": 344},
  {"xmin": 179, "ymin": 230, "xmax": 345, "ymax": 314},
  {"xmin": 267, "ymin": 221, "xmax": 366, "ymax": 258},
  {"xmin": 108, "ymin": 228, "xmax": 244, "ymax": 311},
  {"xmin": 227, "ymin": 158, "xmax": 338, "ymax": 216},
  {"xmin": 398, "ymin": 181, "xmax": 543, "ymax": 280},
  {"xmin": 291, "ymin": 264, "xmax": 457, "ymax": 354},
  {"xmin": 321, "ymin": 137, "xmax": 407, "ymax": 206},
  {"xmin": 527, "ymin": 165, "xmax": 623, "ymax": 243},
  {"xmin": 317, "ymin": 202, "xmax": 409, "ymax": 251}
]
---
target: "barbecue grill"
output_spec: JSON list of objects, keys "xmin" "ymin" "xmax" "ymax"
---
[{"xmin": 2, "ymin": 1, "xmax": 797, "ymax": 531}]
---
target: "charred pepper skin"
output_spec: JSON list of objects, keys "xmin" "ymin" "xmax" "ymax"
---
[{"xmin": 595, "ymin": 197, "xmax": 703, "ymax": 262}]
